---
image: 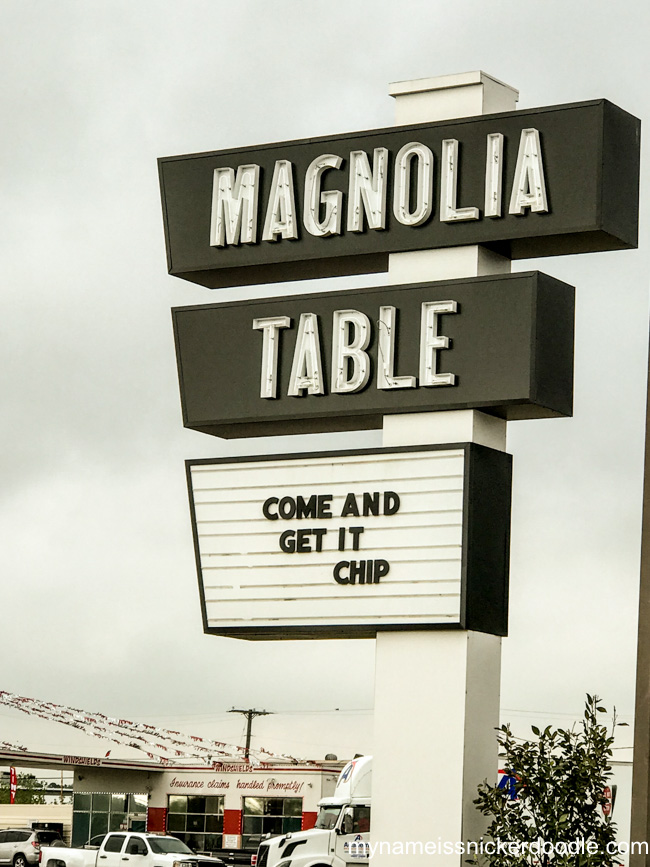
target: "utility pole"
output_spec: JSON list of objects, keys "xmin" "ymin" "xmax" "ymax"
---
[
  {"xmin": 229, "ymin": 708, "xmax": 271, "ymax": 761},
  {"xmin": 630, "ymin": 351, "xmax": 650, "ymax": 867}
]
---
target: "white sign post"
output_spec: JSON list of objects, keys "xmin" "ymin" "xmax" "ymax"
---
[{"xmin": 370, "ymin": 73, "xmax": 516, "ymax": 866}]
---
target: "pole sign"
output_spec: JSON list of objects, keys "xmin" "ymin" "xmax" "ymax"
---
[
  {"xmin": 602, "ymin": 785, "xmax": 617, "ymax": 816},
  {"xmin": 9, "ymin": 766, "xmax": 16, "ymax": 804},
  {"xmin": 173, "ymin": 271, "xmax": 574, "ymax": 438},
  {"xmin": 187, "ymin": 443, "xmax": 511, "ymax": 639},
  {"xmin": 159, "ymin": 84, "xmax": 640, "ymax": 644},
  {"xmin": 159, "ymin": 100, "xmax": 639, "ymax": 289}
]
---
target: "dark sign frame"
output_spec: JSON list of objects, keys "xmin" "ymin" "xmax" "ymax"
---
[
  {"xmin": 159, "ymin": 99, "xmax": 639, "ymax": 289},
  {"xmin": 173, "ymin": 270, "xmax": 575, "ymax": 437}
]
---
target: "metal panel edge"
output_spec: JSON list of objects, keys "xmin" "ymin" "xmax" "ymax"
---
[
  {"xmin": 461, "ymin": 443, "xmax": 512, "ymax": 636},
  {"xmin": 601, "ymin": 99, "xmax": 641, "ymax": 250},
  {"xmin": 531, "ymin": 272, "xmax": 575, "ymax": 417},
  {"xmin": 186, "ymin": 459, "xmax": 211, "ymax": 636}
]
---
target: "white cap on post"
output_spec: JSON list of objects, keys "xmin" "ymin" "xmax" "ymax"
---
[{"xmin": 389, "ymin": 70, "xmax": 519, "ymax": 124}]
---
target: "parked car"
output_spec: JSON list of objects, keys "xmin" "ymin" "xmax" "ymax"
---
[
  {"xmin": 0, "ymin": 829, "xmax": 64, "ymax": 867},
  {"xmin": 40, "ymin": 832, "xmax": 223, "ymax": 867}
]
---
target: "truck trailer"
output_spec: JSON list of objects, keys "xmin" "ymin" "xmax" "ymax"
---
[{"xmin": 256, "ymin": 756, "xmax": 371, "ymax": 867}]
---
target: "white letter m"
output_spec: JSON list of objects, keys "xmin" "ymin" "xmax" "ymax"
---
[{"xmin": 210, "ymin": 164, "xmax": 260, "ymax": 246}]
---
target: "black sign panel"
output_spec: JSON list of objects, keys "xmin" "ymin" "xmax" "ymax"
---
[
  {"xmin": 159, "ymin": 100, "xmax": 639, "ymax": 289},
  {"xmin": 173, "ymin": 270, "xmax": 574, "ymax": 437}
]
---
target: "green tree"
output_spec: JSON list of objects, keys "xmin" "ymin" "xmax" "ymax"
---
[
  {"xmin": 472, "ymin": 695, "xmax": 622, "ymax": 867},
  {"xmin": 0, "ymin": 773, "xmax": 46, "ymax": 805}
]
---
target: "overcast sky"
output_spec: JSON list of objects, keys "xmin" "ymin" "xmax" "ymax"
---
[{"xmin": 1, "ymin": 0, "xmax": 649, "ymax": 761}]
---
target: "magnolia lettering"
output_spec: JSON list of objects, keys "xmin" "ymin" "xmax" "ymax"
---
[
  {"xmin": 210, "ymin": 130, "xmax": 547, "ymax": 247},
  {"xmin": 253, "ymin": 303, "xmax": 457, "ymax": 399}
]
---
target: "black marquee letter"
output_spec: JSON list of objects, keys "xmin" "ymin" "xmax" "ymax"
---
[
  {"xmin": 341, "ymin": 493, "xmax": 360, "ymax": 517},
  {"xmin": 263, "ymin": 497, "xmax": 279, "ymax": 520},
  {"xmin": 384, "ymin": 491, "xmax": 400, "ymax": 515},
  {"xmin": 333, "ymin": 561, "xmax": 350, "ymax": 584}
]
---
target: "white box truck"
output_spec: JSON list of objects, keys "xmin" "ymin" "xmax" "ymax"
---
[{"xmin": 255, "ymin": 757, "xmax": 371, "ymax": 867}]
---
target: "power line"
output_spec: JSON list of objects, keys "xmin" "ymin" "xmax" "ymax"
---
[
  {"xmin": 501, "ymin": 707, "xmax": 633, "ymax": 720},
  {"xmin": 147, "ymin": 708, "xmax": 373, "ymax": 718}
]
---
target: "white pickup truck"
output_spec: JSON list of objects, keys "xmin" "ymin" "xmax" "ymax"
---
[{"xmin": 41, "ymin": 833, "xmax": 223, "ymax": 867}]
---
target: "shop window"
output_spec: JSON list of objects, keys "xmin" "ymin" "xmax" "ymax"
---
[
  {"xmin": 111, "ymin": 794, "xmax": 128, "ymax": 813},
  {"xmin": 205, "ymin": 815, "xmax": 222, "ymax": 833},
  {"xmin": 167, "ymin": 813, "xmax": 185, "ymax": 833},
  {"xmin": 92, "ymin": 793, "xmax": 110, "ymax": 813},
  {"xmin": 165, "ymin": 794, "xmax": 224, "ymax": 854},
  {"xmin": 187, "ymin": 815, "xmax": 205, "ymax": 833},
  {"xmin": 72, "ymin": 792, "xmax": 149, "ymax": 846},
  {"xmin": 129, "ymin": 794, "xmax": 148, "ymax": 813},
  {"xmin": 241, "ymin": 798, "xmax": 302, "ymax": 847},
  {"xmin": 90, "ymin": 814, "xmax": 108, "ymax": 838},
  {"xmin": 110, "ymin": 813, "xmax": 127, "ymax": 832},
  {"xmin": 73, "ymin": 793, "xmax": 91, "ymax": 812},
  {"xmin": 71, "ymin": 813, "xmax": 90, "ymax": 847}
]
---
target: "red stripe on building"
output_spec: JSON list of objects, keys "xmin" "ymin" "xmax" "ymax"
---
[
  {"xmin": 301, "ymin": 812, "xmax": 317, "ymax": 831},
  {"xmin": 147, "ymin": 807, "xmax": 167, "ymax": 833},
  {"xmin": 223, "ymin": 809, "xmax": 242, "ymax": 835}
]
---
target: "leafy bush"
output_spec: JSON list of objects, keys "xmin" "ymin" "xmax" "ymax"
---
[{"xmin": 472, "ymin": 695, "xmax": 622, "ymax": 867}]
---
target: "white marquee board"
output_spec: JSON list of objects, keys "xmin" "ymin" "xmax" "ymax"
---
[{"xmin": 187, "ymin": 444, "xmax": 511, "ymax": 639}]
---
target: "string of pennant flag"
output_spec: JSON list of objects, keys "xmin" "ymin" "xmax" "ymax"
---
[
  {"xmin": 1, "ymin": 740, "xmax": 28, "ymax": 752},
  {"xmin": 0, "ymin": 690, "xmax": 306, "ymax": 767}
]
